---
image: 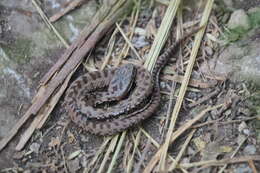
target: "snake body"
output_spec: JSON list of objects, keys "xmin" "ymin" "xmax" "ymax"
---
[{"xmin": 64, "ymin": 30, "xmax": 198, "ymax": 135}]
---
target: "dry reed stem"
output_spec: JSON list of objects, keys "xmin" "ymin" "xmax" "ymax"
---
[
  {"xmin": 143, "ymin": 104, "xmax": 223, "ymax": 173},
  {"xmin": 168, "ymin": 129, "xmax": 196, "ymax": 171},
  {"xmin": 158, "ymin": 0, "xmax": 214, "ymax": 171}
]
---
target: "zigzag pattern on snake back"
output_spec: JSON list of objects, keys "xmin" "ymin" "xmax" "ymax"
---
[{"xmin": 64, "ymin": 29, "xmax": 200, "ymax": 135}]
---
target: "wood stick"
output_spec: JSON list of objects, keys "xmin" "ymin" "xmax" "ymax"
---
[
  {"xmin": 0, "ymin": 0, "xmax": 134, "ymax": 152},
  {"xmin": 49, "ymin": 0, "xmax": 88, "ymax": 22}
]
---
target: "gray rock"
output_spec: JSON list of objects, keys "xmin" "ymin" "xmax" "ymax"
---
[
  {"xmin": 227, "ymin": 9, "xmax": 251, "ymax": 30},
  {"xmin": 200, "ymin": 29, "xmax": 260, "ymax": 86},
  {"xmin": 0, "ymin": 0, "xmax": 98, "ymax": 168}
]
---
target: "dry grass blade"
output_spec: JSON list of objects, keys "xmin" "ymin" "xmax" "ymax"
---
[
  {"xmin": 140, "ymin": 128, "xmax": 188, "ymax": 173},
  {"xmin": 116, "ymin": 3, "xmax": 140, "ymax": 66},
  {"xmin": 158, "ymin": 0, "xmax": 214, "ymax": 171},
  {"xmin": 143, "ymin": 104, "xmax": 223, "ymax": 173},
  {"xmin": 168, "ymin": 129, "xmax": 196, "ymax": 171},
  {"xmin": 107, "ymin": 132, "xmax": 126, "ymax": 173},
  {"xmin": 144, "ymin": 0, "xmax": 181, "ymax": 71},
  {"xmin": 218, "ymin": 135, "xmax": 247, "ymax": 173},
  {"xmin": 31, "ymin": 0, "xmax": 69, "ymax": 48},
  {"xmin": 116, "ymin": 23, "xmax": 142, "ymax": 60},
  {"xmin": 126, "ymin": 131, "xmax": 141, "ymax": 173},
  {"xmin": 178, "ymin": 155, "xmax": 260, "ymax": 168},
  {"xmin": 84, "ymin": 137, "xmax": 112, "ymax": 172},
  {"xmin": 192, "ymin": 116, "xmax": 257, "ymax": 129},
  {"xmin": 97, "ymin": 134, "xmax": 119, "ymax": 173},
  {"xmin": 100, "ymin": 22, "xmax": 120, "ymax": 70}
]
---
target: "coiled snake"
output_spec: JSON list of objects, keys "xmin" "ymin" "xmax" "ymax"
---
[{"xmin": 64, "ymin": 29, "xmax": 199, "ymax": 135}]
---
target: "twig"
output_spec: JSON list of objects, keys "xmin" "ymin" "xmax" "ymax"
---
[
  {"xmin": 49, "ymin": 0, "xmax": 88, "ymax": 22},
  {"xmin": 168, "ymin": 129, "xmax": 196, "ymax": 171},
  {"xmin": 84, "ymin": 137, "xmax": 112, "ymax": 172},
  {"xmin": 143, "ymin": 104, "xmax": 223, "ymax": 173},
  {"xmin": 116, "ymin": 3, "xmax": 140, "ymax": 66},
  {"xmin": 61, "ymin": 144, "xmax": 69, "ymax": 173},
  {"xmin": 100, "ymin": 22, "xmax": 120, "ymax": 70},
  {"xmin": 31, "ymin": 0, "xmax": 69, "ymax": 48},
  {"xmin": 178, "ymin": 155, "xmax": 260, "ymax": 168},
  {"xmin": 107, "ymin": 132, "xmax": 126, "ymax": 173},
  {"xmin": 192, "ymin": 116, "xmax": 257, "ymax": 129},
  {"xmin": 188, "ymin": 88, "xmax": 220, "ymax": 107},
  {"xmin": 248, "ymin": 160, "xmax": 258, "ymax": 173},
  {"xmin": 116, "ymin": 23, "xmax": 142, "ymax": 60},
  {"xmin": 218, "ymin": 135, "xmax": 247, "ymax": 173},
  {"xmin": 162, "ymin": 74, "xmax": 217, "ymax": 88},
  {"xmin": 97, "ymin": 135, "xmax": 119, "ymax": 173},
  {"xmin": 140, "ymin": 128, "xmax": 189, "ymax": 173}
]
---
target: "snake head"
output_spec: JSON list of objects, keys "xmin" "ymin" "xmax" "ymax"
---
[{"xmin": 108, "ymin": 63, "xmax": 137, "ymax": 100}]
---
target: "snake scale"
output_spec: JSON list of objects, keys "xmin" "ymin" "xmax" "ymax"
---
[{"xmin": 64, "ymin": 29, "xmax": 199, "ymax": 135}]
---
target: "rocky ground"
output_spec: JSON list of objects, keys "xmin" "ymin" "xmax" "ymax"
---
[{"xmin": 0, "ymin": 0, "xmax": 259, "ymax": 172}]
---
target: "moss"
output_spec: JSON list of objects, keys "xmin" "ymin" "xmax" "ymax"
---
[
  {"xmin": 223, "ymin": 8, "xmax": 260, "ymax": 43},
  {"xmin": 249, "ymin": 10, "xmax": 260, "ymax": 28},
  {"xmin": 1, "ymin": 37, "xmax": 33, "ymax": 64},
  {"xmin": 224, "ymin": 26, "xmax": 249, "ymax": 42}
]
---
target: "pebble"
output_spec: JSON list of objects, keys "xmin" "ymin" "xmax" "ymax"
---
[
  {"xmin": 234, "ymin": 164, "xmax": 253, "ymax": 173},
  {"xmin": 227, "ymin": 9, "xmax": 250, "ymax": 30},
  {"xmin": 30, "ymin": 143, "xmax": 40, "ymax": 154},
  {"xmin": 243, "ymin": 144, "xmax": 256, "ymax": 155},
  {"xmin": 67, "ymin": 158, "xmax": 81, "ymax": 172}
]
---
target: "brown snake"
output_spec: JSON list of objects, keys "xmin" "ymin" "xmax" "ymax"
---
[{"xmin": 64, "ymin": 29, "xmax": 199, "ymax": 135}]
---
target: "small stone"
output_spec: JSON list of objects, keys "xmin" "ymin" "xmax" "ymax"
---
[
  {"xmin": 238, "ymin": 122, "xmax": 248, "ymax": 133},
  {"xmin": 243, "ymin": 144, "xmax": 256, "ymax": 155},
  {"xmin": 30, "ymin": 143, "xmax": 40, "ymax": 154},
  {"xmin": 227, "ymin": 9, "xmax": 250, "ymax": 30},
  {"xmin": 187, "ymin": 147, "xmax": 196, "ymax": 155},
  {"xmin": 204, "ymin": 46, "xmax": 213, "ymax": 56},
  {"xmin": 180, "ymin": 157, "xmax": 190, "ymax": 164},
  {"xmin": 234, "ymin": 164, "xmax": 253, "ymax": 173},
  {"xmin": 80, "ymin": 134, "xmax": 88, "ymax": 142},
  {"xmin": 242, "ymin": 129, "xmax": 250, "ymax": 136},
  {"xmin": 132, "ymin": 36, "xmax": 149, "ymax": 48}
]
